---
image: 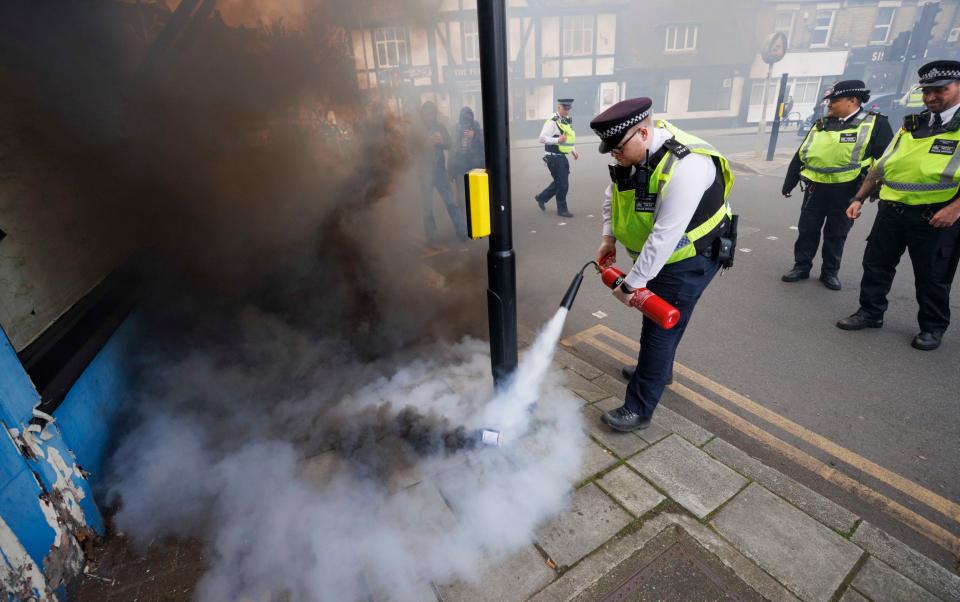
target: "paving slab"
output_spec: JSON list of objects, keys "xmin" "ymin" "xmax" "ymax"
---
[
  {"xmin": 534, "ymin": 483, "xmax": 633, "ymax": 568},
  {"xmin": 531, "ymin": 513, "xmax": 798, "ymax": 602},
  {"xmin": 552, "ymin": 347, "xmax": 603, "ymax": 380},
  {"xmin": 436, "ymin": 545, "xmax": 556, "ymax": 602},
  {"xmin": 595, "ymin": 465, "xmax": 665, "ymax": 517},
  {"xmin": 591, "ymin": 396, "xmax": 624, "ymax": 412},
  {"xmin": 581, "ymin": 405, "xmax": 648, "ymax": 459},
  {"xmin": 850, "ymin": 556, "xmax": 941, "ymax": 602},
  {"xmin": 704, "ymin": 438, "xmax": 859, "ymax": 533},
  {"xmin": 628, "ymin": 435, "xmax": 747, "ymax": 518},
  {"xmin": 560, "ymin": 369, "xmax": 609, "ymax": 403},
  {"xmin": 591, "ymin": 373, "xmax": 627, "ymax": 400},
  {"xmin": 571, "ymin": 439, "xmax": 619, "ymax": 484},
  {"xmin": 651, "ymin": 404, "xmax": 714, "ymax": 446},
  {"xmin": 711, "ymin": 484, "xmax": 863, "ymax": 602},
  {"xmin": 851, "ymin": 521, "xmax": 960, "ymax": 602},
  {"xmin": 837, "ymin": 588, "xmax": 870, "ymax": 602}
]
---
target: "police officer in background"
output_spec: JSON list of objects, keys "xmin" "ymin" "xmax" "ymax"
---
[
  {"xmin": 535, "ymin": 98, "xmax": 579, "ymax": 218},
  {"xmin": 590, "ymin": 98, "xmax": 734, "ymax": 432},
  {"xmin": 781, "ymin": 80, "xmax": 893, "ymax": 290},
  {"xmin": 838, "ymin": 61, "xmax": 960, "ymax": 351}
]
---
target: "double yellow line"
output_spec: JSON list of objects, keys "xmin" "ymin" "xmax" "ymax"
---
[{"xmin": 561, "ymin": 324, "xmax": 960, "ymax": 555}]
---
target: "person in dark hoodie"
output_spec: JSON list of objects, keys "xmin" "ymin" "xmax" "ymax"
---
[
  {"xmin": 449, "ymin": 106, "xmax": 485, "ymax": 212},
  {"xmin": 419, "ymin": 101, "xmax": 467, "ymax": 243}
]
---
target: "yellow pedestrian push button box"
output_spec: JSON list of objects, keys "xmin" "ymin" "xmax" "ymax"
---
[{"xmin": 464, "ymin": 169, "xmax": 491, "ymax": 239}]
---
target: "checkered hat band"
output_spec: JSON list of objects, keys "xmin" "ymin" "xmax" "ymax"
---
[
  {"xmin": 923, "ymin": 68, "xmax": 960, "ymax": 80},
  {"xmin": 833, "ymin": 88, "xmax": 867, "ymax": 94},
  {"xmin": 594, "ymin": 109, "xmax": 650, "ymax": 138}
]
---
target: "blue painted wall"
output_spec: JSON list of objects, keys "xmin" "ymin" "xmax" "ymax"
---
[{"xmin": 53, "ymin": 315, "xmax": 137, "ymax": 486}]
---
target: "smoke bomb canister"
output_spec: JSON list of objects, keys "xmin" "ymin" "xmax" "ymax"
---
[{"xmin": 480, "ymin": 429, "xmax": 501, "ymax": 446}]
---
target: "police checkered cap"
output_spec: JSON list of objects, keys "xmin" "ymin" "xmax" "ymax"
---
[
  {"xmin": 827, "ymin": 80, "xmax": 870, "ymax": 101},
  {"xmin": 590, "ymin": 97, "xmax": 654, "ymax": 153},
  {"xmin": 918, "ymin": 60, "xmax": 960, "ymax": 87}
]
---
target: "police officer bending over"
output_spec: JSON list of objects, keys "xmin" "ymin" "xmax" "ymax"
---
[
  {"xmin": 591, "ymin": 98, "xmax": 734, "ymax": 432},
  {"xmin": 838, "ymin": 60, "xmax": 960, "ymax": 351},
  {"xmin": 781, "ymin": 80, "xmax": 893, "ymax": 290},
  {"xmin": 535, "ymin": 98, "xmax": 579, "ymax": 218}
]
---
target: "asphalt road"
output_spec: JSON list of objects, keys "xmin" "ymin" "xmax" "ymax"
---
[{"xmin": 502, "ymin": 128, "xmax": 960, "ymax": 569}]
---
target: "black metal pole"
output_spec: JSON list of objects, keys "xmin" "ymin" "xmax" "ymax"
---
[
  {"xmin": 766, "ymin": 73, "xmax": 789, "ymax": 162},
  {"xmin": 477, "ymin": 0, "xmax": 517, "ymax": 388}
]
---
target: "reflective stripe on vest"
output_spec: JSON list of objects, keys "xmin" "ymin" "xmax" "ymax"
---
[
  {"xmin": 611, "ymin": 121, "xmax": 734, "ymax": 263},
  {"xmin": 798, "ymin": 112, "xmax": 877, "ymax": 183},
  {"xmin": 876, "ymin": 127, "xmax": 960, "ymax": 205}
]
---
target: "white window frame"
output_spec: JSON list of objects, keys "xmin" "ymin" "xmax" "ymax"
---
[
  {"xmin": 773, "ymin": 10, "xmax": 795, "ymax": 47},
  {"xmin": 810, "ymin": 9, "xmax": 835, "ymax": 48},
  {"xmin": 562, "ymin": 15, "xmax": 594, "ymax": 56},
  {"xmin": 870, "ymin": 7, "xmax": 896, "ymax": 44},
  {"xmin": 374, "ymin": 27, "xmax": 408, "ymax": 68},
  {"xmin": 463, "ymin": 20, "xmax": 479, "ymax": 62},
  {"xmin": 664, "ymin": 24, "xmax": 698, "ymax": 53}
]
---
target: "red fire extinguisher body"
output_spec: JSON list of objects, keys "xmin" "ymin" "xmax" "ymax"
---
[{"xmin": 598, "ymin": 260, "xmax": 680, "ymax": 330}]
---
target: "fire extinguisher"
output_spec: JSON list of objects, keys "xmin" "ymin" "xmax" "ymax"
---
[
  {"xmin": 559, "ymin": 256, "xmax": 681, "ymax": 330},
  {"xmin": 598, "ymin": 254, "xmax": 680, "ymax": 329}
]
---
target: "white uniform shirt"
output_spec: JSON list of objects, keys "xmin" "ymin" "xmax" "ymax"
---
[
  {"xmin": 601, "ymin": 127, "xmax": 718, "ymax": 290},
  {"xmin": 538, "ymin": 114, "xmax": 576, "ymax": 155},
  {"xmin": 929, "ymin": 102, "xmax": 960, "ymax": 127}
]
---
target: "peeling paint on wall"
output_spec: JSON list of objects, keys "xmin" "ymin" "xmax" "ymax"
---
[{"xmin": 0, "ymin": 514, "xmax": 55, "ymax": 601}]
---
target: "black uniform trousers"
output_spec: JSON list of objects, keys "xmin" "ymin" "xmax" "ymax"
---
[
  {"xmin": 858, "ymin": 200, "xmax": 960, "ymax": 334},
  {"xmin": 792, "ymin": 180, "xmax": 857, "ymax": 276},
  {"xmin": 625, "ymin": 254, "xmax": 721, "ymax": 418},
  {"xmin": 536, "ymin": 154, "xmax": 570, "ymax": 213}
]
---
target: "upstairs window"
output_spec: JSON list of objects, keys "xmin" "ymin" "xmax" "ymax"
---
[
  {"xmin": 810, "ymin": 10, "xmax": 835, "ymax": 47},
  {"xmin": 665, "ymin": 24, "xmax": 698, "ymax": 53},
  {"xmin": 563, "ymin": 15, "xmax": 594, "ymax": 56},
  {"xmin": 374, "ymin": 27, "xmax": 408, "ymax": 68},
  {"xmin": 870, "ymin": 7, "xmax": 896, "ymax": 44},
  {"xmin": 464, "ymin": 20, "xmax": 479, "ymax": 62}
]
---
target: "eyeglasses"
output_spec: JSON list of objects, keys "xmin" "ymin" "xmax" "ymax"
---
[{"xmin": 611, "ymin": 128, "xmax": 640, "ymax": 154}]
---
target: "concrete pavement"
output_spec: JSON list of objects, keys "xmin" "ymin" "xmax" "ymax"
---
[{"xmin": 69, "ymin": 341, "xmax": 960, "ymax": 601}]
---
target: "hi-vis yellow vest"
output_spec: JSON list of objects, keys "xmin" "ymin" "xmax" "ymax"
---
[
  {"xmin": 798, "ymin": 111, "xmax": 878, "ymax": 184},
  {"xmin": 876, "ymin": 122, "xmax": 960, "ymax": 205},
  {"xmin": 544, "ymin": 115, "xmax": 576, "ymax": 153},
  {"xmin": 611, "ymin": 121, "xmax": 734, "ymax": 262}
]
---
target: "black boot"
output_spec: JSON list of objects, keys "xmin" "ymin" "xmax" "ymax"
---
[
  {"xmin": 557, "ymin": 210, "xmax": 573, "ymax": 218},
  {"xmin": 836, "ymin": 311, "xmax": 883, "ymax": 330},
  {"xmin": 601, "ymin": 405, "xmax": 651, "ymax": 432},
  {"xmin": 911, "ymin": 331, "xmax": 943, "ymax": 351},
  {"xmin": 781, "ymin": 268, "xmax": 810, "ymax": 282},
  {"xmin": 534, "ymin": 195, "xmax": 546, "ymax": 211},
  {"xmin": 819, "ymin": 273, "xmax": 841, "ymax": 290}
]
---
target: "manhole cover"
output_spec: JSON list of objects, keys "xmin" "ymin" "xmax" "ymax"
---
[{"xmin": 575, "ymin": 526, "xmax": 765, "ymax": 602}]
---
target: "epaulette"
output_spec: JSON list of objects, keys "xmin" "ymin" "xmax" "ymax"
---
[
  {"xmin": 814, "ymin": 117, "xmax": 826, "ymax": 131},
  {"xmin": 662, "ymin": 137, "xmax": 691, "ymax": 159}
]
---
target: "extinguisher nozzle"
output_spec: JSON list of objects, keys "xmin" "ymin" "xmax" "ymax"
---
[{"xmin": 560, "ymin": 272, "xmax": 584, "ymax": 310}]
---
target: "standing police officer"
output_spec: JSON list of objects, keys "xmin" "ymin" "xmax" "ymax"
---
[
  {"xmin": 590, "ymin": 98, "xmax": 734, "ymax": 432},
  {"xmin": 535, "ymin": 98, "xmax": 579, "ymax": 218},
  {"xmin": 781, "ymin": 80, "xmax": 893, "ymax": 290},
  {"xmin": 838, "ymin": 61, "xmax": 960, "ymax": 351}
]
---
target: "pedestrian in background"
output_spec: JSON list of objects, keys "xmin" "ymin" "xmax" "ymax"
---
[
  {"xmin": 781, "ymin": 80, "xmax": 893, "ymax": 290},
  {"xmin": 838, "ymin": 61, "xmax": 960, "ymax": 351},
  {"xmin": 419, "ymin": 101, "xmax": 467, "ymax": 243},
  {"xmin": 535, "ymin": 98, "xmax": 578, "ymax": 218},
  {"xmin": 449, "ymin": 106, "xmax": 485, "ymax": 214}
]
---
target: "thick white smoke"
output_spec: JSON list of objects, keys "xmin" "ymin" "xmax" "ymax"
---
[{"xmin": 105, "ymin": 309, "xmax": 584, "ymax": 601}]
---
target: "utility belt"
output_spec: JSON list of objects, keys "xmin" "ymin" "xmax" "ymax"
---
[{"xmin": 879, "ymin": 199, "xmax": 952, "ymax": 220}]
